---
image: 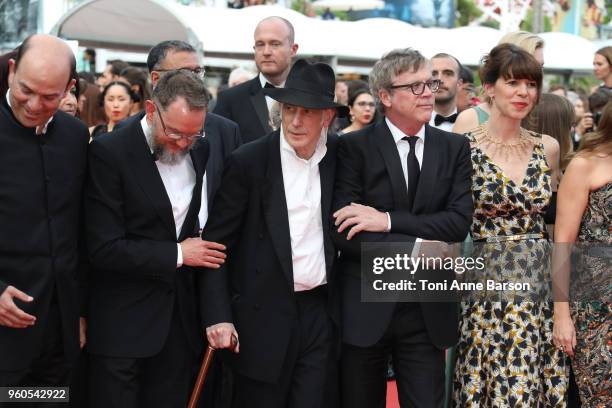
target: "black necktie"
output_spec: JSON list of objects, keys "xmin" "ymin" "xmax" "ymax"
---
[
  {"xmin": 264, "ymin": 82, "xmax": 276, "ymax": 89},
  {"xmin": 402, "ymin": 136, "xmax": 420, "ymax": 210},
  {"xmin": 434, "ymin": 112, "xmax": 458, "ymax": 126}
]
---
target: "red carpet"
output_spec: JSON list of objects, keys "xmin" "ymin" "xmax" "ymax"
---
[{"xmin": 386, "ymin": 380, "xmax": 400, "ymax": 408}]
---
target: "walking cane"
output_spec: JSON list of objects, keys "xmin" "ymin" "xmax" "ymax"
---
[{"xmin": 188, "ymin": 334, "xmax": 237, "ymax": 408}]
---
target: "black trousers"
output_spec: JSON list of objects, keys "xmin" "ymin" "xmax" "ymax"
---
[
  {"xmin": 0, "ymin": 299, "xmax": 73, "ymax": 408},
  {"xmin": 232, "ymin": 286, "xmax": 335, "ymax": 408},
  {"xmin": 88, "ymin": 304, "xmax": 195, "ymax": 408},
  {"xmin": 341, "ymin": 304, "xmax": 445, "ymax": 408}
]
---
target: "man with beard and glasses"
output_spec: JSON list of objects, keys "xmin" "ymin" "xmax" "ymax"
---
[
  {"xmin": 85, "ymin": 70, "xmax": 226, "ymax": 408},
  {"xmin": 429, "ymin": 53, "xmax": 463, "ymax": 132}
]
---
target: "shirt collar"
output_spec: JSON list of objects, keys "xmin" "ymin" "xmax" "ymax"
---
[
  {"xmin": 141, "ymin": 114, "xmax": 155, "ymax": 154},
  {"xmin": 259, "ymin": 72, "xmax": 285, "ymax": 89},
  {"xmin": 6, "ymin": 89, "xmax": 54, "ymax": 135},
  {"xmin": 385, "ymin": 117, "xmax": 426, "ymax": 145},
  {"xmin": 434, "ymin": 107, "xmax": 457, "ymax": 117},
  {"xmin": 280, "ymin": 124, "xmax": 328, "ymax": 167}
]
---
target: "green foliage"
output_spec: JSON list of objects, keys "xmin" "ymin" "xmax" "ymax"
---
[
  {"xmin": 480, "ymin": 19, "xmax": 500, "ymax": 30},
  {"xmin": 520, "ymin": 9, "xmax": 552, "ymax": 32},
  {"xmin": 455, "ymin": 0, "xmax": 483, "ymax": 27}
]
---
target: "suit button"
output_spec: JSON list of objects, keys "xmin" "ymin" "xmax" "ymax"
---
[
  {"xmin": 167, "ymin": 289, "xmax": 173, "ymax": 295},
  {"xmin": 45, "ymin": 176, "xmax": 51, "ymax": 182},
  {"xmin": 255, "ymin": 268, "xmax": 261, "ymax": 275},
  {"xmin": 258, "ymin": 233, "xmax": 264, "ymax": 239},
  {"xmin": 254, "ymin": 304, "xmax": 260, "ymax": 310}
]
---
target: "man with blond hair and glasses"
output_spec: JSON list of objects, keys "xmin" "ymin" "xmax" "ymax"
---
[{"xmin": 332, "ymin": 48, "xmax": 473, "ymax": 407}]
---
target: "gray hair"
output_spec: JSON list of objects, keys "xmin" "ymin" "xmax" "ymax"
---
[
  {"xmin": 369, "ymin": 48, "xmax": 428, "ymax": 107},
  {"xmin": 153, "ymin": 70, "xmax": 208, "ymax": 111}
]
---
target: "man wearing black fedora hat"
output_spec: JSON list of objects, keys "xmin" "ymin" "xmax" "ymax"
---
[{"xmin": 198, "ymin": 59, "xmax": 346, "ymax": 407}]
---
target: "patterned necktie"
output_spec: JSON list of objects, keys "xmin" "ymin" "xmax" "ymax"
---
[{"xmin": 402, "ymin": 136, "xmax": 420, "ymax": 210}]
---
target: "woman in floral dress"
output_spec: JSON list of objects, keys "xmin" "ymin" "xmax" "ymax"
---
[{"xmin": 453, "ymin": 44, "xmax": 567, "ymax": 407}]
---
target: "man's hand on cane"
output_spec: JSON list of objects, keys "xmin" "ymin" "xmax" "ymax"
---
[{"xmin": 206, "ymin": 322, "xmax": 239, "ymax": 353}]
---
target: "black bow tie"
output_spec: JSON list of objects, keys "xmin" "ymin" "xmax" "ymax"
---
[
  {"xmin": 264, "ymin": 82, "xmax": 277, "ymax": 89},
  {"xmin": 434, "ymin": 113, "xmax": 458, "ymax": 126}
]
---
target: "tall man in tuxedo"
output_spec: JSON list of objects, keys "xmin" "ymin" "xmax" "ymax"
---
[
  {"xmin": 201, "ymin": 59, "xmax": 347, "ymax": 408},
  {"xmin": 429, "ymin": 53, "xmax": 463, "ymax": 132},
  {"xmin": 85, "ymin": 71, "xmax": 225, "ymax": 407},
  {"xmin": 213, "ymin": 16, "xmax": 298, "ymax": 142},
  {"xmin": 332, "ymin": 48, "xmax": 473, "ymax": 407},
  {"xmin": 0, "ymin": 34, "xmax": 88, "ymax": 391}
]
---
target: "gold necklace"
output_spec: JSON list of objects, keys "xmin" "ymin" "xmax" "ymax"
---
[{"xmin": 472, "ymin": 125, "xmax": 536, "ymax": 161}]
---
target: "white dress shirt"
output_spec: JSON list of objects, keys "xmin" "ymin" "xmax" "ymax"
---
[
  {"xmin": 428, "ymin": 108, "xmax": 457, "ymax": 132},
  {"xmin": 141, "ymin": 116, "xmax": 209, "ymax": 267},
  {"xmin": 259, "ymin": 73, "xmax": 285, "ymax": 113},
  {"xmin": 384, "ymin": 117, "xmax": 424, "ymax": 251},
  {"xmin": 280, "ymin": 126, "xmax": 327, "ymax": 291}
]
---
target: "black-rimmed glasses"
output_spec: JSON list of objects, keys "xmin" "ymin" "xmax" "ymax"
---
[
  {"xmin": 389, "ymin": 79, "xmax": 441, "ymax": 95},
  {"xmin": 154, "ymin": 102, "xmax": 203, "ymax": 141},
  {"xmin": 154, "ymin": 66, "xmax": 206, "ymax": 80}
]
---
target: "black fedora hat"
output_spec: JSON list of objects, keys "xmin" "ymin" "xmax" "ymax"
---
[{"xmin": 263, "ymin": 59, "xmax": 349, "ymax": 117}]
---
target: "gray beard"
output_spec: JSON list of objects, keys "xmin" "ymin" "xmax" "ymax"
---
[{"xmin": 150, "ymin": 123, "xmax": 192, "ymax": 165}]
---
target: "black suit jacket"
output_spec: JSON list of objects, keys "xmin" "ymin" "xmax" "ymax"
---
[
  {"xmin": 213, "ymin": 77, "xmax": 272, "ymax": 143},
  {"xmin": 199, "ymin": 130, "xmax": 340, "ymax": 384},
  {"xmin": 333, "ymin": 121, "xmax": 473, "ymax": 349},
  {"xmin": 115, "ymin": 111, "xmax": 242, "ymax": 207},
  {"xmin": 85, "ymin": 118, "xmax": 210, "ymax": 358},
  {"xmin": 0, "ymin": 102, "xmax": 89, "ymax": 371}
]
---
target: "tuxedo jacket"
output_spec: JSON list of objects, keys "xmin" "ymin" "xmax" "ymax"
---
[
  {"xmin": 85, "ymin": 118, "xmax": 210, "ymax": 358},
  {"xmin": 115, "ymin": 111, "xmax": 242, "ymax": 208},
  {"xmin": 213, "ymin": 76, "xmax": 272, "ymax": 143},
  {"xmin": 333, "ymin": 121, "xmax": 473, "ymax": 349},
  {"xmin": 199, "ymin": 130, "xmax": 340, "ymax": 384},
  {"xmin": 0, "ymin": 100, "xmax": 89, "ymax": 371}
]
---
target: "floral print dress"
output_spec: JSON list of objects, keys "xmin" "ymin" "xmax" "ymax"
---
[{"xmin": 453, "ymin": 131, "xmax": 568, "ymax": 407}]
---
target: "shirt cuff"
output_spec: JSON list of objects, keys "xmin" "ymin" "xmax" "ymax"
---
[
  {"xmin": 177, "ymin": 243, "xmax": 183, "ymax": 268},
  {"xmin": 386, "ymin": 212, "xmax": 391, "ymax": 232},
  {"xmin": 410, "ymin": 238, "xmax": 423, "ymax": 259}
]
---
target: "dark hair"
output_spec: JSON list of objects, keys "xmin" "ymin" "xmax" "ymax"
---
[
  {"xmin": 98, "ymin": 81, "xmax": 136, "ymax": 107},
  {"xmin": 14, "ymin": 35, "xmax": 76, "ymax": 86},
  {"xmin": 479, "ymin": 43, "xmax": 543, "ymax": 93},
  {"xmin": 588, "ymin": 88, "xmax": 612, "ymax": 113},
  {"xmin": 579, "ymin": 101, "xmax": 612, "ymax": 155},
  {"xmin": 78, "ymin": 71, "xmax": 96, "ymax": 84},
  {"xmin": 153, "ymin": 70, "xmax": 208, "ymax": 111},
  {"xmin": 526, "ymin": 93, "xmax": 574, "ymax": 170},
  {"xmin": 348, "ymin": 87, "xmax": 371, "ymax": 107},
  {"xmin": 549, "ymin": 84, "xmax": 567, "ymax": 96},
  {"xmin": 431, "ymin": 52, "xmax": 463, "ymax": 74},
  {"xmin": 119, "ymin": 66, "xmax": 151, "ymax": 104},
  {"xmin": 107, "ymin": 60, "xmax": 129, "ymax": 77},
  {"xmin": 459, "ymin": 65, "xmax": 474, "ymax": 84},
  {"xmin": 147, "ymin": 40, "xmax": 196, "ymax": 73}
]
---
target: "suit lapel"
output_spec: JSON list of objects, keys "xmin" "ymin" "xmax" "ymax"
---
[
  {"xmin": 376, "ymin": 121, "xmax": 411, "ymax": 210},
  {"xmin": 127, "ymin": 121, "xmax": 176, "ymax": 238},
  {"xmin": 178, "ymin": 137, "xmax": 210, "ymax": 241},
  {"xmin": 203, "ymin": 118, "xmax": 217, "ymax": 203},
  {"xmin": 250, "ymin": 78, "xmax": 272, "ymax": 134},
  {"xmin": 319, "ymin": 134, "xmax": 336, "ymax": 281},
  {"xmin": 412, "ymin": 125, "xmax": 439, "ymax": 213},
  {"xmin": 262, "ymin": 131, "xmax": 294, "ymax": 287}
]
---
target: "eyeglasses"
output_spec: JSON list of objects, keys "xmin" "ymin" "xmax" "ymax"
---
[
  {"xmin": 154, "ymin": 102, "xmax": 203, "ymax": 141},
  {"xmin": 389, "ymin": 79, "xmax": 441, "ymax": 95},
  {"xmin": 154, "ymin": 66, "xmax": 206, "ymax": 80},
  {"xmin": 355, "ymin": 101, "xmax": 375, "ymax": 108}
]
